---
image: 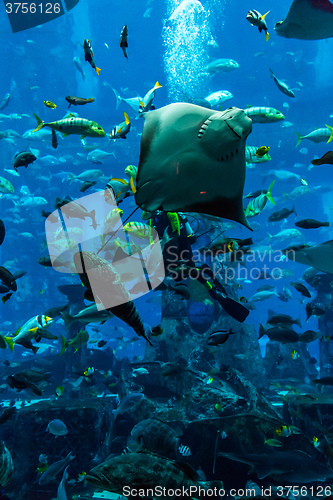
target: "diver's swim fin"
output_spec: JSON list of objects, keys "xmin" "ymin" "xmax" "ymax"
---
[{"xmin": 216, "ymin": 292, "xmax": 250, "ymax": 323}]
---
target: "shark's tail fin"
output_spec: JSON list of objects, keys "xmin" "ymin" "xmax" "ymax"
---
[
  {"xmin": 295, "ymin": 132, "xmax": 303, "ymax": 147},
  {"xmin": 325, "ymin": 124, "xmax": 333, "ymax": 144},
  {"xmin": 33, "ymin": 114, "xmax": 45, "ymax": 133},
  {"xmin": 266, "ymin": 180, "xmax": 276, "ymax": 205}
]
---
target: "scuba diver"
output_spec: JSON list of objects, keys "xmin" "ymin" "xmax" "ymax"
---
[
  {"xmin": 149, "ymin": 211, "xmax": 250, "ymax": 323},
  {"xmin": 102, "ymin": 173, "xmax": 249, "ymax": 324}
]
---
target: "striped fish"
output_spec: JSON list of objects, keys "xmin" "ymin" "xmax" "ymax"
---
[
  {"xmin": 178, "ymin": 445, "xmax": 191, "ymax": 457},
  {"xmin": 0, "ymin": 441, "xmax": 14, "ymax": 487},
  {"xmin": 245, "ymin": 180, "xmax": 275, "ymax": 218},
  {"xmin": 296, "ymin": 125, "xmax": 333, "ymax": 147},
  {"xmin": 33, "ymin": 113, "xmax": 105, "ymax": 138},
  {"xmin": 244, "ymin": 106, "xmax": 284, "ymax": 123},
  {"xmin": 124, "ymin": 221, "xmax": 156, "ymax": 242}
]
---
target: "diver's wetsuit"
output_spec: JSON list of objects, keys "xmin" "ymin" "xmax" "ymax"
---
[
  {"xmin": 152, "ymin": 212, "xmax": 249, "ymax": 323},
  {"xmin": 152, "ymin": 211, "xmax": 196, "ymax": 275}
]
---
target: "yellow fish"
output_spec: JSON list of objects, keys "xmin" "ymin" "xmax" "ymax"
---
[
  {"xmin": 55, "ymin": 386, "xmax": 64, "ymax": 397},
  {"xmin": 167, "ymin": 212, "xmax": 180, "ymax": 235},
  {"xmin": 43, "ymin": 100, "xmax": 57, "ymax": 109},
  {"xmin": 256, "ymin": 146, "xmax": 270, "ymax": 157},
  {"xmin": 313, "ymin": 436, "xmax": 320, "ymax": 448},
  {"xmin": 291, "ymin": 349, "xmax": 300, "ymax": 360}
]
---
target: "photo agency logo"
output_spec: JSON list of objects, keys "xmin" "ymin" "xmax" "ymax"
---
[
  {"xmin": 3, "ymin": 0, "xmax": 80, "ymax": 33},
  {"xmin": 163, "ymin": 245, "xmax": 296, "ymax": 285},
  {"xmin": 45, "ymin": 190, "xmax": 165, "ymax": 310}
]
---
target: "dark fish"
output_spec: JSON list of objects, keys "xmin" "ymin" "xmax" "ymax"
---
[
  {"xmin": 0, "ymin": 93, "xmax": 10, "ymax": 110},
  {"xmin": 11, "ymin": 369, "xmax": 48, "ymax": 383},
  {"xmin": 127, "ymin": 419, "xmax": 180, "ymax": 456},
  {"xmin": 244, "ymin": 189, "xmax": 267, "ymax": 199},
  {"xmin": 15, "ymin": 338, "xmax": 39, "ymax": 355},
  {"xmin": 7, "ymin": 369, "xmax": 49, "ymax": 396},
  {"xmin": 160, "ymin": 361, "xmax": 186, "ymax": 377},
  {"xmin": 83, "ymin": 39, "xmax": 100, "ymax": 75},
  {"xmin": 51, "ymin": 129, "xmax": 58, "ymax": 149},
  {"xmin": 86, "ymin": 451, "xmax": 222, "ymax": 497},
  {"xmin": 13, "ymin": 151, "xmax": 37, "ymax": 171},
  {"xmin": 41, "ymin": 210, "xmax": 58, "ymax": 222},
  {"xmin": 277, "ymin": 292, "xmax": 289, "ymax": 302},
  {"xmin": 1, "ymin": 293, "xmax": 12, "ymax": 304},
  {"xmin": 0, "ymin": 408, "xmax": 16, "ymax": 425},
  {"xmin": 268, "ymin": 206, "xmax": 296, "ymax": 222},
  {"xmin": 269, "ymin": 68, "xmax": 295, "ymax": 98},
  {"xmin": 0, "ymin": 220, "xmax": 5, "ymax": 246},
  {"xmin": 312, "ymin": 377, "xmax": 333, "ymax": 386},
  {"xmin": 119, "ymin": 25, "xmax": 128, "ymax": 61},
  {"xmin": 80, "ymin": 180, "xmax": 97, "ymax": 192},
  {"xmin": 295, "ymin": 219, "xmax": 329, "ymax": 229},
  {"xmin": 306, "ymin": 303, "xmax": 326, "ymax": 321},
  {"xmin": 0, "ymin": 441, "xmax": 14, "ymax": 487},
  {"xmin": 299, "ymin": 330, "xmax": 318, "ymax": 343},
  {"xmin": 259, "ymin": 324, "xmax": 300, "ymax": 343},
  {"xmin": 207, "ymin": 329, "xmax": 236, "ymax": 345},
  {"xmin": 291, "ymin": 282, "xmax": 311, "ymax": 298},
  {"xmin": 37, "ymin": 256, "xmax": 52, "ymax": 268},
  {"xmin": 44, "ymin": 304, "xmax": 68, "ymax": 318},
  {"xmin": 65, "ymin": 96, "xmax": 95, "ymax": 108},
  {"xmin": 11, "ymin": 270, "xmax": 26, "ymax": 281},
  {"xmin": 97, "ymin": 340, "xmax": 107, "ymax": 348},
  {"xmin": 311, "ymin": 151, "xmax": 333, "ymax": 166},
  {"xmin": 35, "ymin": 328, "xmax": 57, "ymax": 341},
  {"xmin": 267, "ymin": 314, "xmax": 301, "ymax": 328},
  {"xmin": 257, "ymin": 285, "xmax": 275, "ymax": 292},
  {"xmin": 0, "ymin": 267, "xmax": 17, "ymax": 292}
]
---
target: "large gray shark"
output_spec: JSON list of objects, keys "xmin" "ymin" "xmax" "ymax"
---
[
  {"xmin": 219, "ymin": 449, "xmax": 333, "ymax": 483},
  {"xmin": 284, "ymin": 239, "xmax": 333, "ymax": 274},
  {"xmin": 135, "ymin": 103, "xmax": 252, "ymax": 229},
  {"xmin": 275, "ymin": 0, "xmax": 333, "ymax": 40}
]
